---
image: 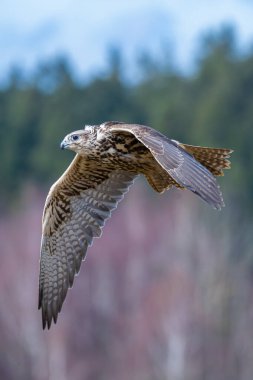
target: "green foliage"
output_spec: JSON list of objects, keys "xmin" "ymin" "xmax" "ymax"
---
[{"xmin": 0, "ymin": 29, "xmax": 251, "ymax": 210}]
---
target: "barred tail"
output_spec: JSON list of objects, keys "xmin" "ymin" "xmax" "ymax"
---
[{"xmin": 180, "ymin": 144, "xmax": 233, "ymax": 176}]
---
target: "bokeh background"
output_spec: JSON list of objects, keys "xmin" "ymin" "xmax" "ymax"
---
[{"xmin": 0, "ymin": 1, "xmax": 252, "ymax": 379}]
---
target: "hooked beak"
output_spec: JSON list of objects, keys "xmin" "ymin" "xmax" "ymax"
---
[{"xmin": 60, "ymin": 141, "xmax": 67, "ymax": 150}]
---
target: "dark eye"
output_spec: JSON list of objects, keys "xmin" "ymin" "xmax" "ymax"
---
[{"xmin": 72, "ymin": 135, "xmax": 79, "ymax": 141}]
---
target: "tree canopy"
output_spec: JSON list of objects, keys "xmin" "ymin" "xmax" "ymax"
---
[{"xmin": 0, "ymin": 29, "xmax": 250, "ymax": 212}]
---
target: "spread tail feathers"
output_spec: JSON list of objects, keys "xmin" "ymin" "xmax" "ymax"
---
[{"xmin": 179, "ymin": 144, "xmax": 233, "ymax": 176}]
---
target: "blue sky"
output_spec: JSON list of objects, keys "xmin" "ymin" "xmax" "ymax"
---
[{"xmin": 1, "ymin": 0, "xmax": 253, "ymax": 81}]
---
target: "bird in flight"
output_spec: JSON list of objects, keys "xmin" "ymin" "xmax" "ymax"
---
[{"xmin": 39, "ymin": 121, "xmax": 232, "ymax": 329}]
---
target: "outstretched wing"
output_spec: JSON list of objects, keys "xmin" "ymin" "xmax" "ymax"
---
[
  {"xmin": 39, "ymin": 155, "xmax": 136, "ymax": 329},
  {"xmin": 101, "ymin": 121, "xmax": 224, "ymax": 209}
]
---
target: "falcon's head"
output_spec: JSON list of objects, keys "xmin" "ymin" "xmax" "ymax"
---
[{"xmin": 60, "ymin": 125, "xmax": 97, "ymax": 153}]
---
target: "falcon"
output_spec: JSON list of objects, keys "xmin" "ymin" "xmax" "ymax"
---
[{"xmin": 39, "ymin": 121, "xmax": 233, "ymax": 329}]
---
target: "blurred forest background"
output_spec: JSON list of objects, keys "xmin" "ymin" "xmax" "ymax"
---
[{"xmin": 0, "ymin": 26, "xmax": 253, "ymax": 380}]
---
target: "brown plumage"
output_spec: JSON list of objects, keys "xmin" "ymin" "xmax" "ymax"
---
[
  {"xmin": 39, "ymin": 121, "xmax": 233, "ymax": 329},
  {"xmin": 179, "ymin": 144, "xmax": 232, "ymax": 176}
]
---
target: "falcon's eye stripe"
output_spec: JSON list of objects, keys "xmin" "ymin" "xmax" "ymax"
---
[{"xmin": 72, "ymin": 135, "xmax": 79, "ymax": 141}]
